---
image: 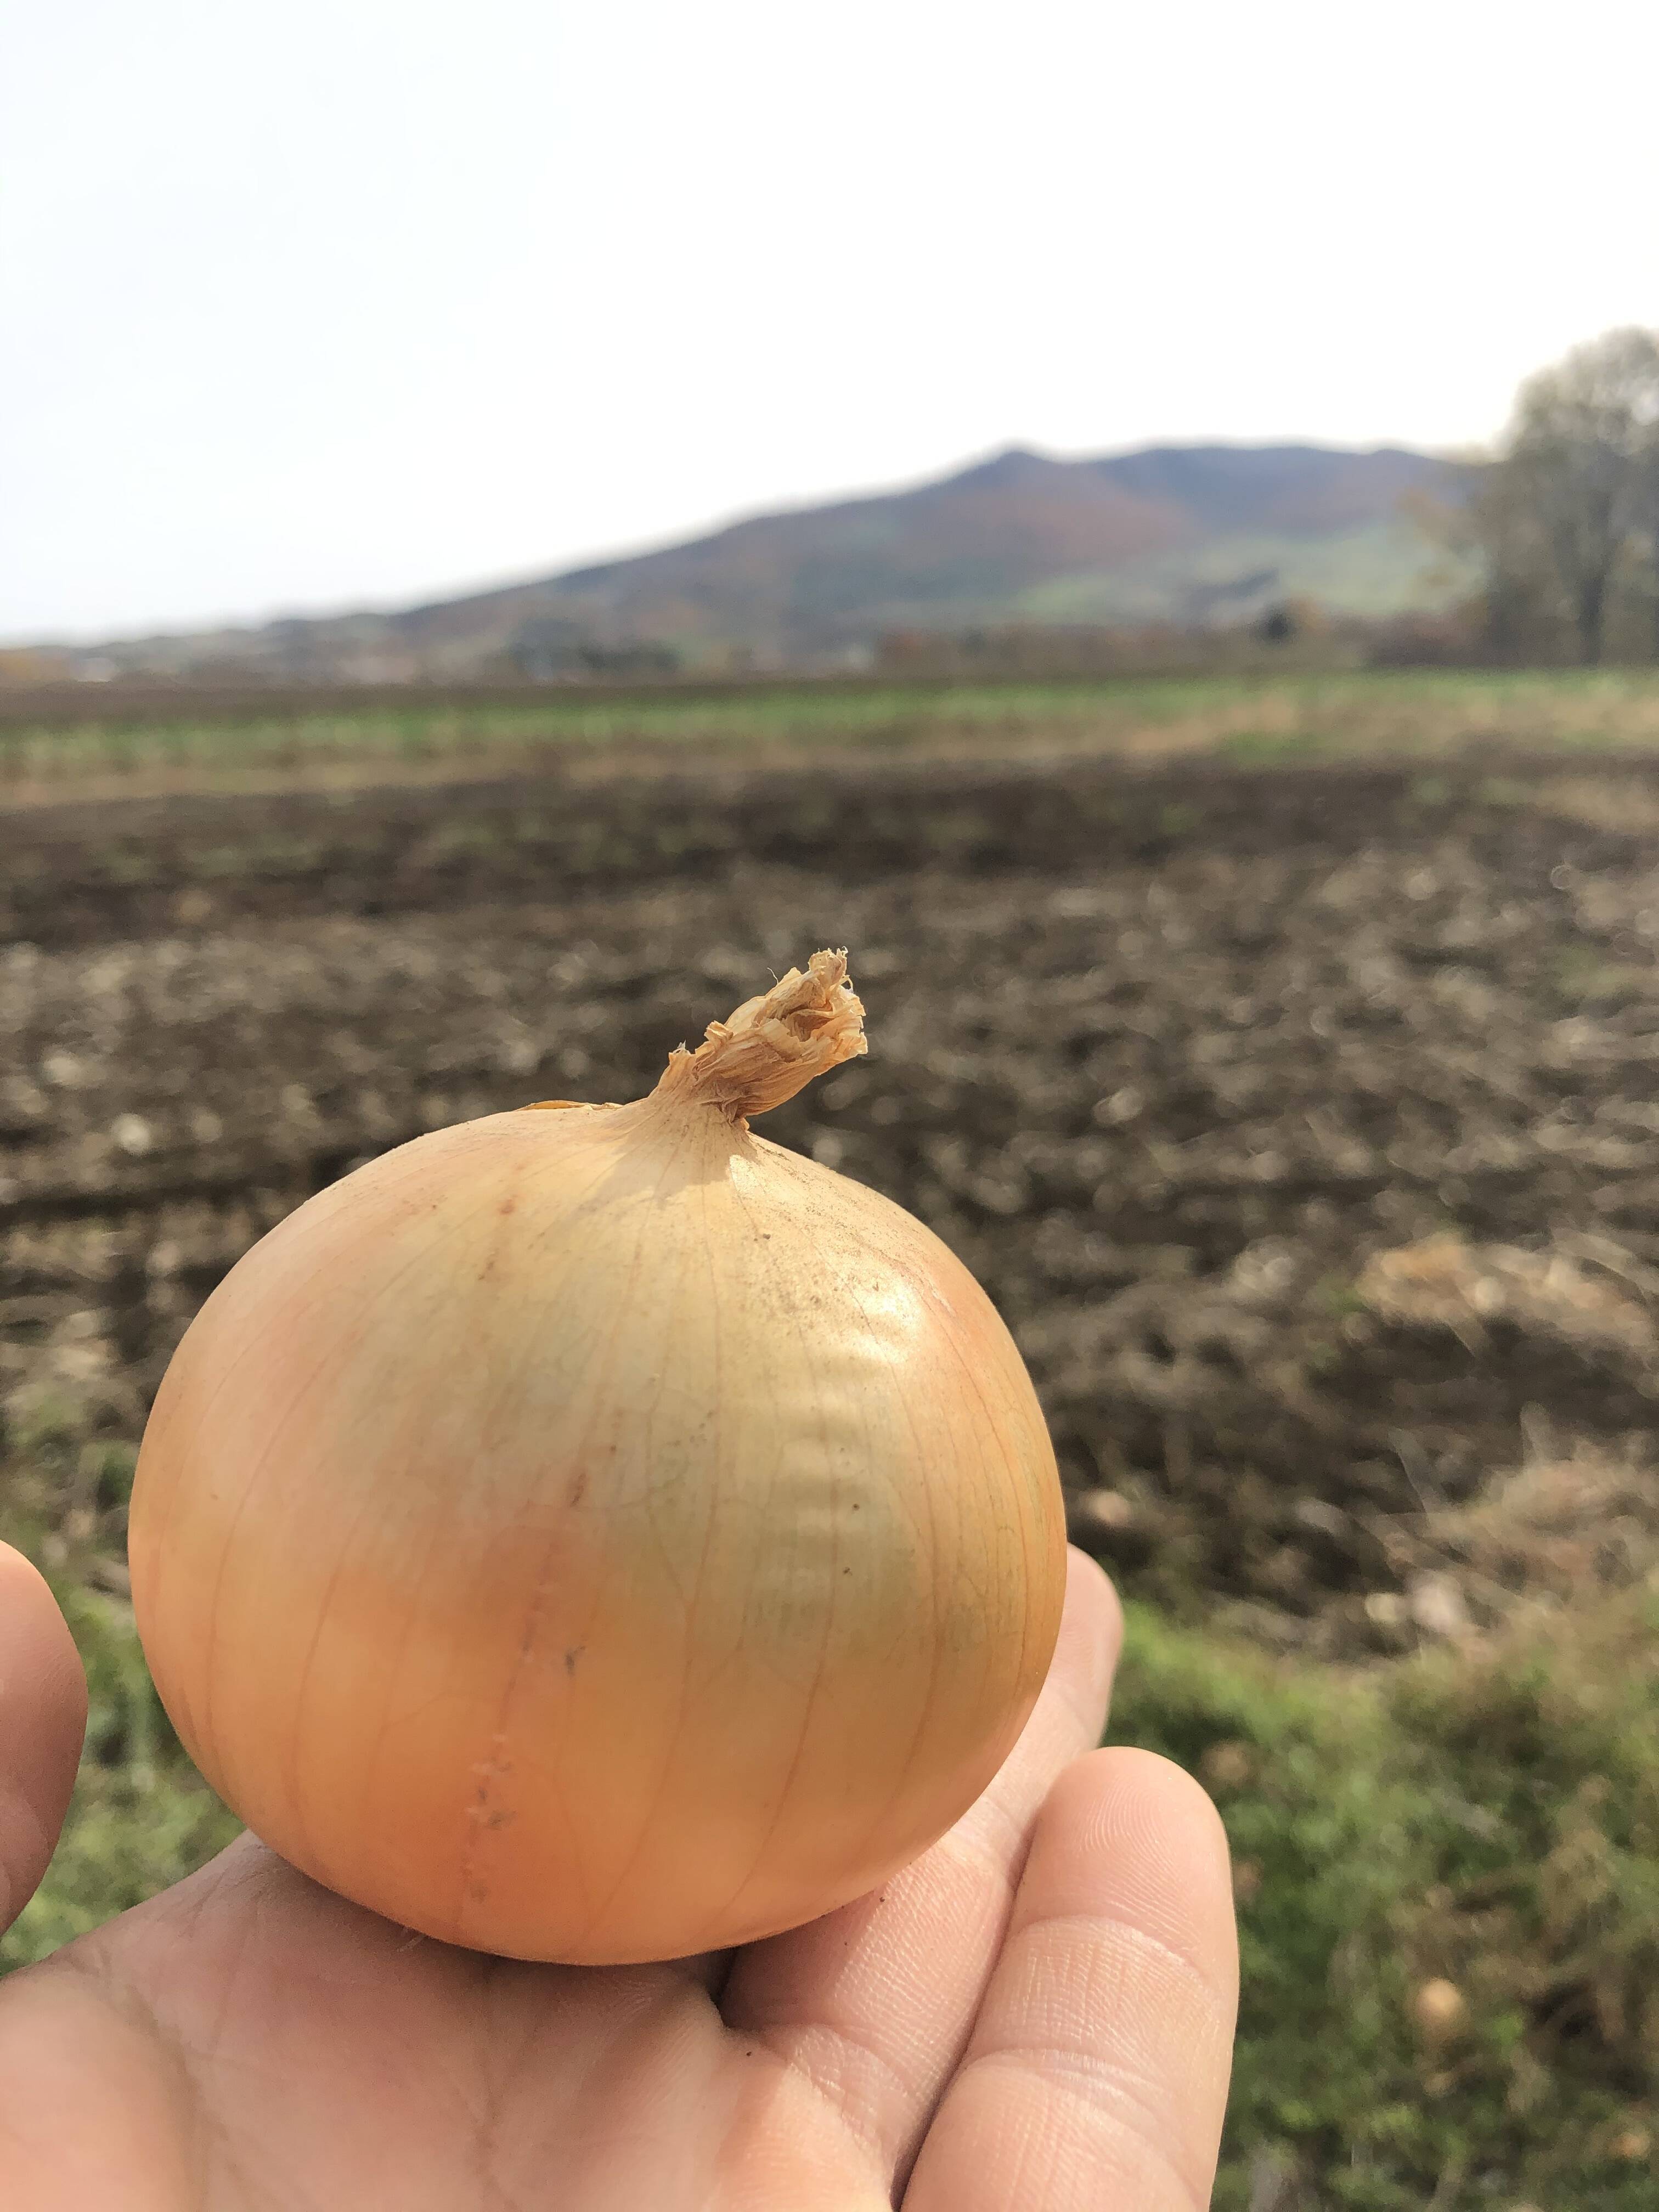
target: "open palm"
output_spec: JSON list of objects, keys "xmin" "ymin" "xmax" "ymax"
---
[{"xmin": 0, "ymin": 1545, "xmax": 1235, "ymax": 2210}]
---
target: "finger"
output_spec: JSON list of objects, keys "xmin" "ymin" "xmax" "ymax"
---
[
  {"xmin": 0, "ymin": 1545, "xmax": 88, "ymax": 1939},
  {"xmin": 903, "ymin": 1747, "xmax": 1237, "ymax": 2212},
  {"xmin": 721, "ymin": 1548, "xmax": 1121, "ymax": 2191}
]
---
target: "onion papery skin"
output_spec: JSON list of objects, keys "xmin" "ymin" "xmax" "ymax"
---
[{"xmin": 129, "ymin": 1093, "xmax": 1067, "ymax": 1964}]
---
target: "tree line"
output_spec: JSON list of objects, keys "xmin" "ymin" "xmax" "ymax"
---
[{"xmin": 1465, "ymin": 329, "xmax": 1659, "ymax": 664}]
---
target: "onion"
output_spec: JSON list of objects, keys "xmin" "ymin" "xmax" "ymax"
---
[{"xmin": 129, "ymin": 951, "xmax": 1066, "ymax": 1963}]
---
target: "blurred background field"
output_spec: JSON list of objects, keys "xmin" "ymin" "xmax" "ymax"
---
[
  {"xmin": 7, "ymin": 666, "xmax": 1659, "ymax": 801},
  {"xmin": 10, "ymin": 680, "xmax": 1659, "ymax": 2203}
]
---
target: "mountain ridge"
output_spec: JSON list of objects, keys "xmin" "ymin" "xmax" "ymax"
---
[{"xmin": 64, "ymin": 440, "xmax": 1475, "ymax": 682}]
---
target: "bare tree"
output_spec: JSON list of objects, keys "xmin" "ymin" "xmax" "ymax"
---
[
  {"xmin": 1479, "ymin": 328, "xmax": 1659, "ymax": 663},
  {"xmin": 1459, "ymin": 462, "xmax": 1557, "ymax": 659}
]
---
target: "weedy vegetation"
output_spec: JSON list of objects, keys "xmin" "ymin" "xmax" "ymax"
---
[{"xmin": 6, "ymin": 667, "xmax": 1659, "ymax": 797}]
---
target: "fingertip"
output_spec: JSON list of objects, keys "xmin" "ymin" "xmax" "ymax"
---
[
  {"xmin": 1058, "ymin": 1544, "xmax": 1124, "ymax": 1679},
  {"xmin": 910, "ymin": 1743, "xmax": 1239, "ymax": 2210},
  {"xmin": 1035, "ymin": 1745, "xmax": 1239, "ymax": 2011},
  {"xmin": 1074, "ymin": 1743, "xmax": 1232, "ymax": 1857},
  {"xmin": 1063, "ymin": 1543, "xmax": 1123, "ymax": 1640},
  {"xmin": 0, "ymin": 1543, "xmax": 88, "ymax": 1938},
  {"xmin": 0, "ymin": 1545, "xmax": 87, "ymax": 1728}
]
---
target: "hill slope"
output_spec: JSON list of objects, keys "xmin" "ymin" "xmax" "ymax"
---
[{"xmin": 73, "ymin": 442, "xmax": 1474, "ymax": 681}]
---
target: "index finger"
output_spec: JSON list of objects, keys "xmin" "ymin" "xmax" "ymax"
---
[{"xmin": 903, "ymin": 1747, "xmax": 1238, "ymax": 2211}]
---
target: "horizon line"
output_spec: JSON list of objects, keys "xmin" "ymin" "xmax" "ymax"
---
[{"xmin": 14, "ymin": 432, "xmax": 1470, "ymax": 654}]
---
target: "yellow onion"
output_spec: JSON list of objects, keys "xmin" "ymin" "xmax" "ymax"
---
[{"xmin": 129, "ymin": 951, "xmax": 1066, "ymax": 1963}]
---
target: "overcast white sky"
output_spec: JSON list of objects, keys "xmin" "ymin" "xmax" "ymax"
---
[{"xmin": 6, "ymin": 0, "xmax": 1658, "ymax": 642}]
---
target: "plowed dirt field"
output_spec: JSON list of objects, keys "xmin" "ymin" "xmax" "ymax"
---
[{"xmin": 10, "ymin": 749, "xmax": 1659, "ymax": 1655}]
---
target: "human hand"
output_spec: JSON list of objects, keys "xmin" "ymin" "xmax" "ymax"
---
[{"xmin": 0, "ymin": 1541, "xmax": 1235, "ymax": 2209}]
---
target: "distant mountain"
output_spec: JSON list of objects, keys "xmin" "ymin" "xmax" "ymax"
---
[{"xmin": 65, "ymin": 443, "xmax": 1476, "ymax": 682}]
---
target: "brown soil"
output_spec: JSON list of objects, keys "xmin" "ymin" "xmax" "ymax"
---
[{"xmin": 7, "ymin": 752, "xmax": 1659, "ymax": 1654}]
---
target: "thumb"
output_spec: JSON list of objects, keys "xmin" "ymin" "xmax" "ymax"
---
[{"xmin": 0, "ymin": 1544, "xmax": 87, "ymax": 1940}]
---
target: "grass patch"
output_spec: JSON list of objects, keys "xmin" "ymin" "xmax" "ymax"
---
[
  {"xmin": 8, "ymin": 667, "xmax": 1659, "ymax": 796},
  {"xmin": 1216, "ymin": 729, "xmax": 1335, "ymax": 764},
  {"xmin": 1116, "ymin": 1595, "xmax": 1659, "ymax": 2207},
  {"xmin": 0, "ymin": 1401, "xmax": 242, "ymax": 1970}
]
